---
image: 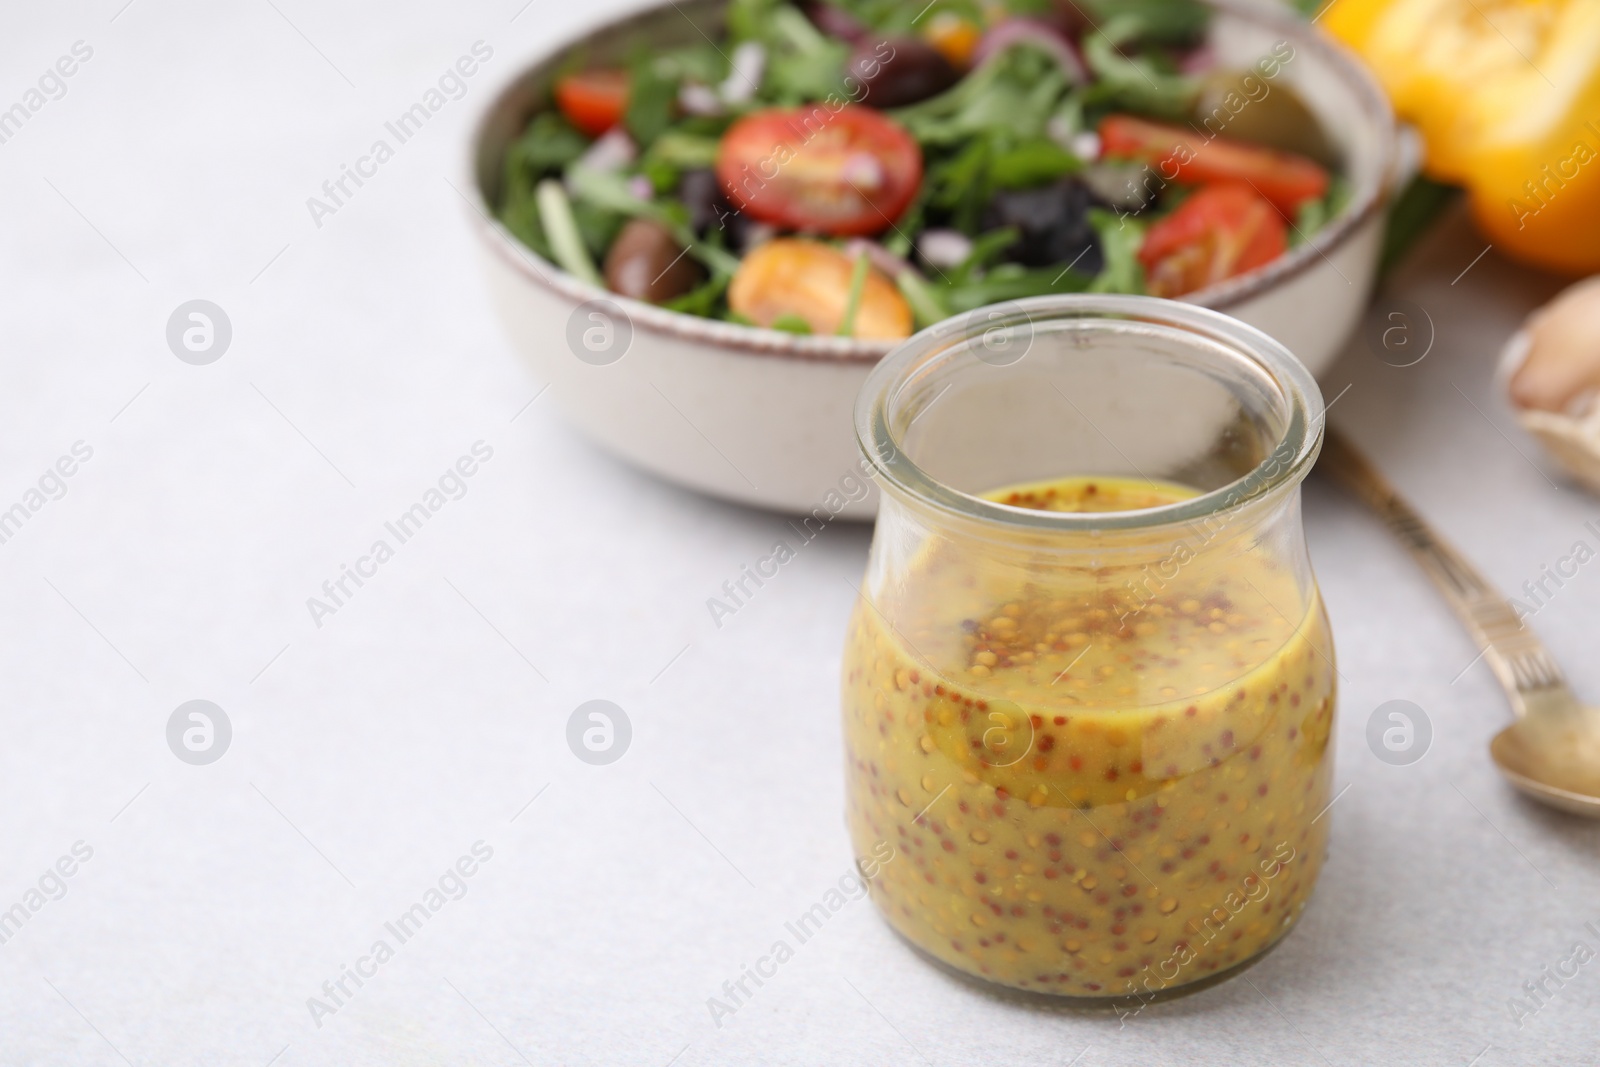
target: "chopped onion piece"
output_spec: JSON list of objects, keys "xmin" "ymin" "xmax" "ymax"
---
[
  {"xmin": 678, "ymin": 82, "xmax": 724, "ymax": 116},
  {"xmin": 721, "ymin": 41, "xmax": 767, "ymax": 104},
  {"xmin": 575, "ymin": 128, "xmax": 636, "ymax": 173},
  {"xmin": 917, "ymin": 229, "xmax": 973, "ymax": 269}
]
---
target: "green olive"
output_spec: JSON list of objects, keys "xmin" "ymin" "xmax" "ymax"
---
[{"xmin": 1191, "ymin": 70, "xmax": 1339, "ymax": 168}]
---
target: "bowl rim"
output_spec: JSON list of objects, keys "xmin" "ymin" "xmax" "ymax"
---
[{"xmin": 467, "ymin": 0, "xmax": 1398, "ymax": 366}]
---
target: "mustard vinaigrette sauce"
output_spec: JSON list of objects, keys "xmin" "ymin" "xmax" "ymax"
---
[{"xmin": 843, "ymin": 477, "xmax": 1336, "ymax": 998}]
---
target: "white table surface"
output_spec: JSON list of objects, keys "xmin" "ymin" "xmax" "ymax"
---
[{"xmin": 2, "ymin": 2, "xmax": 1597, "ymax": 1064}]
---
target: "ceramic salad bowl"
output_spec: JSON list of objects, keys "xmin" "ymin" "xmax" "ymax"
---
[{"xmin": 468, "ymin": 0, "xmax": 1396, "ymax": 517}]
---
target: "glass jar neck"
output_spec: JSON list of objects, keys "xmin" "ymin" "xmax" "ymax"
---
[{"xmin": 856, "ymin": 295, "xmax": 1325, "ymax": 543}]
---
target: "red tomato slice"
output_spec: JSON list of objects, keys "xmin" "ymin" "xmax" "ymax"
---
[
  {"xmin": 716, "ymin": 106, "xmax": 923, "ymax": 237},
  {"xmin": 556, "ymin": 69, "xmax": 629, "ymax": 138},
  {"xmin": 1138, "ymin": 183, "xmax": 1288, "ymax": 298},
  {"xmin": 1098, "ymin": 114, "xmax": 1329, "ymax": 214}
]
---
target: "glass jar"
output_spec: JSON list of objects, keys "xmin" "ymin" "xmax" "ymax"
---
[{"xmin": 842, "ymin": 295, "xmax": 1335, "ymax": 1002}]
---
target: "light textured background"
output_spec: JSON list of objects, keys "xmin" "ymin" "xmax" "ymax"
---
[{"xmin": 1, "ymin": 1, "xmax": 1596, "ymax": 1064}]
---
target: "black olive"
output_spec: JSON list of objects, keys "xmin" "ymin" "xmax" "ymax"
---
[
  {"xmin": 847, "ymin": 37, "xmax": 959, "ymax": 109},
  {"xmin": 678, "ymin": 168, "xmax": 729, "ymax": 236},
  {"xmin": 677, "ymin": 167, "xmax": 772, "ymax": 252},
  {"xmin": 603, "ymin": 218, "xmax": 704, "ymax": 304},
  {"xmin": 981, "ymin": 178, "xmax": 1108, "ymax": 275}
]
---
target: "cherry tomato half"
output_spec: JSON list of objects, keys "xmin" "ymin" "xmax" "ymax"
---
[
  {"xmin": 555, "ymin": 69, "xmax": 629, "ymax": 138},
  {"xmin": 1098, "ymin": 114, "xmax": 1329, "ymax": 214},
  {"xmin": 716, "ymin": 106, "xmax": 923, "ymax": 237},
  {"xmin": 1138, "ymin": 183, "xmax": 1288, "ymax": 298}
]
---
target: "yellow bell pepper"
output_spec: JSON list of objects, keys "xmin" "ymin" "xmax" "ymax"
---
[{"xmin": 1323, "ymin": 0, "xmax": 1600, "ymax": 275}]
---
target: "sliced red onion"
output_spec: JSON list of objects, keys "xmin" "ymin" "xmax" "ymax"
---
[
  {"xmin": 973, "ymin": 19, "xmax": 1087, "ymax": 83},
  {"xmin": 843, "ymin": 238, "xmax": 912, "ymax": 280},
  {"xmin": 720, "ymin": 41, "xmax": 766, "ymax": 104},
  {"xmin": 576, "ymin": 128, "xmax": 636, "ymax": 173},
  {"xmin": 802, "ymin": 1, "xmax": 868, "ymax": 43},
  {"xmin": 628, "ymin": 175, "xmax": 655, "ymax": 200},
  {"xmin": 914, "ymin": 229, "xmax": 972, "ymax": 270},
  {"xmin": 1177, "ymin": 43, "xmax": 1216, "ymax": 76},
  {"xmin": 678, "ymin": 82, "xmax": 724, "ymax": 116}
]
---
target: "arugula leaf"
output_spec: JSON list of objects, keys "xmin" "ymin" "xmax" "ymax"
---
[
  {"xmin": 497, "ymin": 114, "xmax": 585, "ymax": 262},
  {"xmin": 1083, "ymin": 0, "xmax": 1209, "ymax": 45},
  {"xmin": 658, "ymin": 42, "xmax": 729, "ymax": 86},
  {"xmin": 1050, "ymin": 87, "xmax": 1089, "ymax": 138},
  {"xmin": 766, "ymin": 46, "xmax": 849, "ymax": 103},
  {"xmin": 565, "ymin": 165, "xmax": 742, "ymax": 275},
  {"xmin": 772, "ymin": 313, "xmax": 814, "ymax": 334},
  {"xmin": 1085, "ymin": 208, "xmax": 1146, "ymax": 294},
  {"xmin": 726, "ymin": 0, "xmax": 780, "ymax": 44},
  {"xmin": 625, "ymin": 53, "xmax": 677, "ymax": 148},
  {"xmin": 772, "ymin": 4, "xmax": 829, "ymax": 52},
  {"xmin": 948, "ymin": 227, "xmax": 1019, "ymax": 285},
  {"xmin": 504, "ymin": 112, "xmax": 589, "ymax": 188},
  {"xmin": 895, "ymin": 270, "xmax": 950, "ymax": 328},
  {"xmin": 640, "ymin": 157, "xmax": 679, "ymax": 196},
  {"xmin": 941, "ymin": 264, "xmax": 1093, "ymax": 312},
  {"xmin": 664, "ymin": 271, "xmax": 732, "ymax": 317},
  {"xmin": 832, "ymin": 0, "xmax": 981, "ymax": 34},
  {"xmin": 925, "ymin": 137, "xmax": 994, "ymax": 234},
  {"xmin": 1293, "ymin": 176, "xmax": 1350, "ymax": 245},
  {"xmin": 572, "ymin": 199, "xmax": 625, "ymax": 261},
  {"xmin": 991, "ymin": 139, "xmax": 1082, "ymax": 189},
  {"xmin": 499, "ymin": 185, "xmax": 553, "ymax": 261},
  {"xmin": 726, "ymin": 0, "xmax": 847, "ymax": 103},
  {"xmin": 884, "ymin": 182, "xmax": 930, "ymax": 257},
  {"xmin": 1081, "ymin": 21, "xmax": 1198, "ymax": 121},
  {"xmin": 922, "ymin": 129, "xmax": 1081, "ymax": 236},
  {"xmin": 896, "ymin": 46, "xmax": 1065, "ymax": 146},
  {"xmin": 999, "ymin": 0, "xmax": 1055, "ymax": 15},
  {"xmin": 644, "ymin": 131, "xmax": 722, "ymax": 170}
]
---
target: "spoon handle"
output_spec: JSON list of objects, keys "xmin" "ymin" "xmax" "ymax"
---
[{"xmin": 1319, "ymin": 426, "xmax": 1570, "ymax": 718}]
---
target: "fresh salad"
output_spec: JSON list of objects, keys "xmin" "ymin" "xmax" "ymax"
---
[{"xmin": 497, "ymin": 0, "xmax": 1346, "ymax": 340}]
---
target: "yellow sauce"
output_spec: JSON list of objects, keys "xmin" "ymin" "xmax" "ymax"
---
[{"xmin": 843, "ymin": 477, "xmax": 1336, "ymax": 997}]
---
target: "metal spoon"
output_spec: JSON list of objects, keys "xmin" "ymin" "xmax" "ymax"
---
[{"xmin": 1320, "ymin": 426, "xmax": 1600, "ymax": 817}]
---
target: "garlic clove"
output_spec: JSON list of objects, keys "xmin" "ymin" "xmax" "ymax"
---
[
  {"xmin": 1507, "ymin": 275, "xmax": 1600, "ymax": 417},
  {"xmin": 1505, "ymin": 275, "xmax": 1600, "ymax": 496}
]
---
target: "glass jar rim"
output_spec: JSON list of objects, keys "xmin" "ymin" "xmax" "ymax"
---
[{"xmin": 855, "ymin": 295, "xmax": 1326, "ymax": 532}]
